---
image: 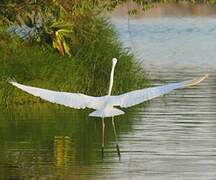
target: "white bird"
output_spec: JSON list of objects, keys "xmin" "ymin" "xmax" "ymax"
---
[{"xmin": 10, "ymin": 58, "xmax": 207, "ymax": 158}]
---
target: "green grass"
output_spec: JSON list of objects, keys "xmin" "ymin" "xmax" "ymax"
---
[{"xmin": 0, "ymin": 17, "xmax": 148, "ymax": 106}]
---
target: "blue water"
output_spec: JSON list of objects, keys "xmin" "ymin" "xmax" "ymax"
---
[
  {"xmin": 113, "ymin": 17, "xmax": 216, "ymax": 70},
  {"xmin": 110, "ymin": 16, "xmax": 216, "ymax": 179}
]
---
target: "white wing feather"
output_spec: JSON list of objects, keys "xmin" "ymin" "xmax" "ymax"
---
[
  {"xmin": 10, "ymin": 81, "xmax": 102, "ymax": 109},
  {"xmin": 112, "ymin": 75, "xmax": 207, "ymax": 108},
  {"xmin": 10, "ymin": 75, "xmax": 207, "ymax": 111}
]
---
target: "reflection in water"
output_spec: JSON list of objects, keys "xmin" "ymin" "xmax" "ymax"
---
[
  {"xmin": 54, "ymin": 136, "xmax": 73, "ymax": 178},
  {"xmin": 55, "ymin": 136, "xmax": 72, "ymax": 168},
  {"xmin": 0, "ymin": 105, "xmax": 136, "ymax": 179}
]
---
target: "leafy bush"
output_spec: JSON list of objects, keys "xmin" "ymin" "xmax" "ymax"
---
[{"xmin": 0, "ymin": 17, "xmax": 148, "ymax": 106}]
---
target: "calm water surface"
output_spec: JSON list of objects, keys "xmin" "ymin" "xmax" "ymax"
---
[{"xmin": 1, "ymin": 16, "xmax": 216, "ymax": 179}]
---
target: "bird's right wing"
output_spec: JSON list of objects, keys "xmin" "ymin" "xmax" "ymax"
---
[
  {"xmin": 112, "ymin": 75, "xmax": 207, "ymax": 108},
  {"xmin": 10, "ymin": 81, "xmax": 103, "ymax": 109}
]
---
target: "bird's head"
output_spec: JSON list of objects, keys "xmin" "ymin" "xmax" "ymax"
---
[{"xmin": 112, "ymin": 58, "xmax": 118, "ymax": 66}]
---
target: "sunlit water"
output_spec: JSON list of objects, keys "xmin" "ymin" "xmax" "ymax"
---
[
  {"xmin": 1, "ymin": 16, "xmax": 216, "ymax": 180},
  {"xmin": 111, "ymin": 16, "xmax": 216, "ymax": 179}
]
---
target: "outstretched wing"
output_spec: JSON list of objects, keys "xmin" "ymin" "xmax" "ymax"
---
[
  {"xmin": 112, "ymin": 75, "xmax": 208, "ymax": 108},
  {"xmin": 10, "ymin": 81, "xmax": 102, "ymax": 109}
]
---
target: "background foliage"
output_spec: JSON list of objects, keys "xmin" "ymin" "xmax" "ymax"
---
[{"xmin": 0, "ymin": 16, "xmax": 148, "ymax": 105}]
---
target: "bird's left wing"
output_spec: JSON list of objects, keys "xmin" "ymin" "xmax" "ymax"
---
[
  {"xmin": 10, "ymin": 81, "xmax": 103, "ymax": 109},
  {"xmin": 112, "ymin": 75, "xmax": 207, "ymax": 108}
]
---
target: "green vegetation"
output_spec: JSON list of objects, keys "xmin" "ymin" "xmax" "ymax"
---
[
  {"xmin": 0, "ymin": 0, "xmax": 151, "ymax": 107},
  {"xmin": 0, "ymin": 16, "xmax": 148, "ymax": 106}
]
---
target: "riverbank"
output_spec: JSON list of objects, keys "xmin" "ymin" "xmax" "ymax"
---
[
  {"xmin": 0, "ymin": 17, "xmax": 148, "ymax": 106},
  {"xmin": 111, "ymin": 2, "xmax": 216, "ymax": 18}
]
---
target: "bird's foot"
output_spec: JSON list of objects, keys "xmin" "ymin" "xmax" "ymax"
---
[
  {"xmin": 116, "ymin": 144, "xmax": 121, "ymax": 160},
  {"xmin": 101, "ymin": 146, "xmax": 104, "ymax": 160}
]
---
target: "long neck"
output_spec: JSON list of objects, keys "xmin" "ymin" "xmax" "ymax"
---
[{"xmin": 108, "ymin": 62, "xmax": 116, "ymax": 96}]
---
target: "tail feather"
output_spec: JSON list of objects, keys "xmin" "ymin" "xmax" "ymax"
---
[{"xmin": 89, "ymin": 107, "xmax": 125, "ymax": 118}]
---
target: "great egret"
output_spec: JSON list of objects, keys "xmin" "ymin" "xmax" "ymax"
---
[{"xmin": 10, "ymin": 58, "xmax": 207, "ymax": 159}]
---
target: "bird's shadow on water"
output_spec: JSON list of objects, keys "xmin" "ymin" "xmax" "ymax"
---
[{"xmin": 0, "ymin": 103, "xmax": 144, "ymax": 179}]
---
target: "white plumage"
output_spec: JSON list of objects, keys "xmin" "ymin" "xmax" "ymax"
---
[
  {"xmin": 10, "ymin": 58, "xmax": 207, "ymax": 118},
  {"xmin": 10, "ymin": 58, "xmax": 208, "ymax": 158}
]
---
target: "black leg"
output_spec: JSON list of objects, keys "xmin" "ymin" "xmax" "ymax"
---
[
  {"xmin": 101, "ymin": 117, "xmax": 105, "ymax": 159},
  {"xmin": 101, "ymin": 145, "xmax": 104, "ymax": 160},
  {"xmin": 112, "ymin": 117, "xmax": 121, "ymax": 159}
]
